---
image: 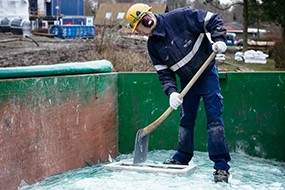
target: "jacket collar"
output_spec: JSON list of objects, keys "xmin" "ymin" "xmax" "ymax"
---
[{"xmin": 151, "ymin": 14, "xmax": 166, "ymax": 37}]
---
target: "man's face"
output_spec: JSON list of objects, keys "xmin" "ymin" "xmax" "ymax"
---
[{"xmin": 136, "ymin": 21, "xmax": 152, "ymax": 36}]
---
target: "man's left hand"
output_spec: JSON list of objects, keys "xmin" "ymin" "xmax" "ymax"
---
[{"xmin": 212, "ymin": 41, "xmax": 227, "ymax": 53}]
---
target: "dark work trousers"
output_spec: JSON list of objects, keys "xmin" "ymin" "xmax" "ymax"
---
[{"xmin": 173, "ymin": 65, "xmax": 231, "ymax": 171}]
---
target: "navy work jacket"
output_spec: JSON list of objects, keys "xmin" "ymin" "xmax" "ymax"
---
[{"xmin": 147, "ymin": 7, "xmax": 226, "ymax": 96}]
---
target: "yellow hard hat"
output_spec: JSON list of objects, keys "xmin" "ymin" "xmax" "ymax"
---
[{"xmin": 126, "ymin": 3, "xmax": 152, "ymax": 32}]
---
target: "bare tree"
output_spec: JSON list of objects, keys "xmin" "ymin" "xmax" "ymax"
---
[
  {"xmin": 231, "ymin": 4, "xmax": 243, "ymax": 24},
  {"xmin": 85, "ymin": 0, "xmax": 97, "ymax": 16},
  {"xmin": 167, "ymin": 0, "xmax": 186, "ymax": 10},
  {"xmin": 204, "ymin": 0, "xmax": 249, "ymax": 51}
]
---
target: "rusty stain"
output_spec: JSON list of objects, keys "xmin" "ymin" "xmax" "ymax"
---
[
  {"xmin": 257, "ymin": 112, "xmax": 263, "ymax": 126},
  {"xmin": 133, "ymin": 96, "xmax": 139, "ymax": 130},
  {"xmin": 241, "ymin": 94, "xmax": 246, "ymax": 115},
  {"xmin": 0, "ymin": 91, "xmax": 118, "ymax": 190}
]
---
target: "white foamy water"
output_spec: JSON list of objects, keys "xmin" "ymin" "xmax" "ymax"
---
[{"xmin": 20, "ymin": 150, "xmax": 285, "ymax": 190}]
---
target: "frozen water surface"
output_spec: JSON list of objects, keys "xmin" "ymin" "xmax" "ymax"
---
[{"xmin": 20, "ymin": 150, "xmax": 285, "ymax": 190}]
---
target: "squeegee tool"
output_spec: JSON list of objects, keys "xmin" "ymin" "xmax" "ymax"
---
[{"xmin": 105, "ymin": 160, "xmax": 196, "ymax": 175}]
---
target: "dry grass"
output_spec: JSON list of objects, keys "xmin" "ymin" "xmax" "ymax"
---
[
  {"xmin": 95, "ymin": 39, "xmax": 154, "ymax": 72},
  {"xmin": 96, "ymin": 39, "xmax": 283, "ymax": 72}
]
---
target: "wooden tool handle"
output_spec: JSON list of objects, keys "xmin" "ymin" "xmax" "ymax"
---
[{"xmin": 140, "ymin": 52, "xmax": 216, "ymax": 138}]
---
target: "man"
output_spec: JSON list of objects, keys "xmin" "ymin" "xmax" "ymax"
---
[{"xmin": 126, "ymin": 3, "xmax": 231, "ymax": 183}]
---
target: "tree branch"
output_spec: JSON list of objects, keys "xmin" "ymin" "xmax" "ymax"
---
[{"xmin": 204, "ymin": 0, "xmax": 244, "ymax": 11}]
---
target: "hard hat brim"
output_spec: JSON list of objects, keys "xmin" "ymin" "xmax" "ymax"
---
[{"xmin": 131, "ymin": 19, "xmax": 141, "ymax": 33}]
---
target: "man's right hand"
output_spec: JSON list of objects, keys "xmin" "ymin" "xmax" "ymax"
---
[
  {"xmin": 212, "ymin": 41, "xmax": 227, "ymax": 53},
  {"xmin": 169, "ymin": 92, "xmax": 183, "ymax": 110}
]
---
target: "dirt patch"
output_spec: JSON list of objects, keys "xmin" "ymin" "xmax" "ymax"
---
[{"xmin": 0, "ymin": 33, "xmax": 154, "ymax": 72}]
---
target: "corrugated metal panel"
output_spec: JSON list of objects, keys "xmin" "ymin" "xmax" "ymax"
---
[{"xmin": 51, "ymin": 0, "xmax": 84, "ymax": 16}]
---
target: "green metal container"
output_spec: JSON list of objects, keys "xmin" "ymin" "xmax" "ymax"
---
[
  {"xmin": 1, "ymin": 63, "xmax": 285, "ymax": 189},
  {"xmin": 118, "ymin": 72, "xmax": 285, "ymax": 162},
  {"xmin": 0, "ymin": 60, "xmax": 118, "ymax": 190}
]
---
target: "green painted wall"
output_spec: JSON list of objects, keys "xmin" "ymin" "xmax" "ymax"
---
[{"xmin": 118, "ymin": 72, "xmax": 285, "ymax": 162}]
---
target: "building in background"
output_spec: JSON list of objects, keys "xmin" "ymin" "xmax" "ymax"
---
[{"xmin": 29, "ymin": 0, "xmax": 94, "ymax": 30}]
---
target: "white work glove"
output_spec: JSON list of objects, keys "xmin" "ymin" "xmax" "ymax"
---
[
  {"xmin": 212, "ymin": 41, "xmax": 227, "ymax": 53},
  {"xmin": 169, "ymin": 92, "xmax": 183, "ymax": 110}
]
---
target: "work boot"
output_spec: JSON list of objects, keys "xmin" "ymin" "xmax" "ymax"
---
[
  {"xmin": 213, "ymin": 170, "xmax": 230, "ymax": 183},
  {"xmin": 163, "ymin": 158, "xmax": 185, "ymax": 165}
]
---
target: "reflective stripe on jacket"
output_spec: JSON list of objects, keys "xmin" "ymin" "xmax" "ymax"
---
[{"xmin": 147, "ymin": 7, "xmax": 226, "ymax": 96}]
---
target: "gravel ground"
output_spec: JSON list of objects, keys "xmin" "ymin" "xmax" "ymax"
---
[{"xmin": 0, "ymin": 33, "xmax": 101, "ymax": 67}]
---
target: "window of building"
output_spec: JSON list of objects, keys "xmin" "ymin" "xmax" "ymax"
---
[
  {"xmin": 117, "ymin": 12, "xmax": 125, "ymax": 20},
  {"xmin": 105, "ymin": 12, "xmax": 112, "ymax": 20}
]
